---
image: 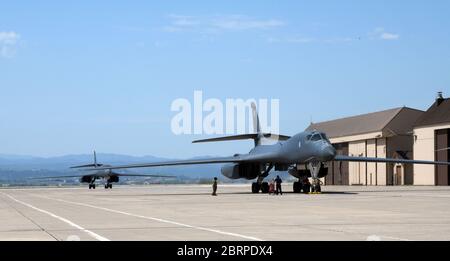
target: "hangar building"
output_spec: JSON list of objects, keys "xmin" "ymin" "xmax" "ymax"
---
[
  {"xmin": 307, "ymin": 107, "xmax": 424, "ymax": 186},
  {"xmin": 413, "ymin": 92, "xmax": 450, "ymax": 186}
]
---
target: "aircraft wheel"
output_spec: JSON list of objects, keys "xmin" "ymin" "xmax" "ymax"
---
[
  {"xmin": 251, "ymin": 183, "xmax": 260, "ymax": 193},
  {"xmin": 316, "ymin": 184, "xmax": 321, "ymax": 193},
  {"xmin": 303, "ymin": 184, "xmax": 311, "ymax": 194},
  {"xmin": 293, "ymin": 182, "xmax": 302, "ymax": 193},
  {"xmin": 89, "ymin": 185, "xmax": 92, "ymax": 189},
  {"xmin": 109, "ymin": 184, "xmax": 113, "ymax": 189},
  {"xmin": 92, "ymin": 184, "xmax": 96, "ymax": 189},
  {"xmin": 261, "ymin": 182, "xmax": 269, "ymax": 193},
  {"xmin": 310, "ymin": 185, "xmax": 315, "ymax": 193}
]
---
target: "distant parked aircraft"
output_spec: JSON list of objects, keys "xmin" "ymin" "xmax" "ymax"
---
[{"xmin": 36, "ymin": 151, "xmax": 175, "ymax": 189}]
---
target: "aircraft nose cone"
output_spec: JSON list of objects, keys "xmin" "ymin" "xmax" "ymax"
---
[{"xmin": 322, "ymin": 146, "xmax": 336, "ymax": 161}]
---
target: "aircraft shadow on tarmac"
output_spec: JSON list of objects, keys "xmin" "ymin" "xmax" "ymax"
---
[{"xmin": 105, "ymin": 191, "xmax": 358, "ymax": 197}]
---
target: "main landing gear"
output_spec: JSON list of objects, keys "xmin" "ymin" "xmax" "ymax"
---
[
  {"xmin": 251, "ymin": 164, "xmax": 273, "ymax": 194},
  {"xmin": 252, "ymin": 182, "xmax": 269, "ymax": 193},
  {"xmin": 88, "ymin": 184, "xmax": 96, "ymax": 189},
  {"xmin": 104, "ymin": 183, "xmax": 113, "ymax": 189},
  {"xmin": 293, "ymin": 179, "xmax": 311, "ymax": 194}
]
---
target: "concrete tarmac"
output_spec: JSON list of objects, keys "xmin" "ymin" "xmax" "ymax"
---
[{"xmin": 1, "ymin": 184, "xmax": 450, "ymax": 241}]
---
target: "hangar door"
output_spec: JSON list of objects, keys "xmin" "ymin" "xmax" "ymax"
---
[
  {"xmin": 326, "ymin": 143, "xmax": 349, "ymax": 185},
  {"xmin": 435, "ymin": 129, "xmax": 449, "ymax": 186}
]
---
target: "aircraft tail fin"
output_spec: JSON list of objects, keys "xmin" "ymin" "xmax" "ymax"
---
[
  {"xmin": 70, "ymin": 151, "xmax": 104, "ymax": 169},
  {"xmin": 192, "ymin": 102, "xmax": 290, "ymax": 146},
  {"xmin": 251, "ymin": 103, "xmax": 261, "ymax": 135},
  {"xmin": 250, "ymin": 102, "xmax": 264, "ymax": 146},
  {"xmin": 94, "ymin": 151, "xmax": 98, "ymax": 167}
]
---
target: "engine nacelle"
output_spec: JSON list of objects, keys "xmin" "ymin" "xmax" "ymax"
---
[
  {"xmin": 221, "ymin": 163, "xmax": 262, "ymax": 180},
  {"xmin": 108, "ymin": 175, "xmax": 119, "ymax": 183},
  {"xmin": 80, "ymin": 176, "xmax": 94, "ymax": 183}
]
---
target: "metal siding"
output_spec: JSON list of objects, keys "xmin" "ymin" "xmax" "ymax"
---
[
  {"xmin": 366, "ymin": 139, "xmax": 377, "ymax": 185},
  {"xmin": 329, "ymin": 143, "xmax": 349, "ymax": 185},
  {"xmin": 325, "ymin": 164, "xmax": 333, "ymax": 185},
  {"xmin": 376, "ymin": 138, "xmax": 387, "ymax": 186},
  {"xmin": 342, "ymin": 144, "xmax": 349, "ymax": 185},
  {"xmin": 435, "ymin": 129, "xmax": 449, "ymax": 185},
  {"xmin": 349, "ymin": 141, "xmax": 366, "ymax": 185}
]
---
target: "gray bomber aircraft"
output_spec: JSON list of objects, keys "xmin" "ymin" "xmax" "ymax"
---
[
  {"xmin": 81, "ymin": 104, "xmax": 450, "ymax": 193},
  {"xmin": 37, "ymin": 151, "xmax": 175, "ymax": 189}
]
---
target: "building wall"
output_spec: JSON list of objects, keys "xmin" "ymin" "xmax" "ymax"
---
[
  {"xmin": 325, "ymin": 143, "xmax": 349, "ymax": 185},
  {"xmin": 330, "ymin": 132, "xmax": 383, "ymax": 144},
  {"xmin": 435, "ymin": 129, "xmax": 449, "ymax": 185},
  {"xmin": 376, "ymin": 138, "xmax": 387, "ymax": 185},
  {"xmin": 414, "ymin": 123, "xmax": 450, "ymax": 185},
  {"xmin": 347, "ymin": 138, "xmax": 389, "ymax": 186},
  {"xmin": 349, "ymin": 140, "xmax": 366, "ymax": 185},
  {"xmin": 329, "ymin": 137, "xmax": 390, "ymax": 186},
  {"xmin": 366, "ymin": 139, "xmax": 377, "ymax": 185},
  {"xmin": 386, "ymin": 135, "xmax": 415, "ymax": 185}
]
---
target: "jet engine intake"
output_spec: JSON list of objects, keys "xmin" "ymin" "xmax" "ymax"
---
[
  {"xmin": 221, "ymin": 163, "xmax": 262, "ymax": 180},
  {"xmin": 80, "ymin": 176, "xmax": 94, "ymax": 183}
]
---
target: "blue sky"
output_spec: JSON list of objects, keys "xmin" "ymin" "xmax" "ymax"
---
[{"xmin": 1, "ymin": 1, "xmax": 449, "ymax": 158}]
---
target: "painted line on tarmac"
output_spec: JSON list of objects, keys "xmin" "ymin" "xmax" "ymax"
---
[
  {"xmin": 37, "ymin": 195, "xmax": 264, "ymax": 241},
  {"xmin": 379, "ymin": 235, "xmax": 411, "ymax": 241},
  {"xmin": 0, "ymin": 192, "xmax": 110, "ymax": 241}
]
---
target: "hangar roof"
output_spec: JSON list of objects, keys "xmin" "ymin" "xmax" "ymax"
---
[
  {"xmin": 307, "ymin": 107, "xmax": 424, "ymax": 139},
  {"xmin": 414, "ymin": 98, "xmax": 450, "ymax": 128}
]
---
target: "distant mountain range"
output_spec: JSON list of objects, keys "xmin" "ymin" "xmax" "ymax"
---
[
  {"xmin": 0, "ymin": 153, "xmax": 169, "ymax": 170},
  {"xmin": 0, "ymin": 153, "xmax": 292, "ymax": 185}
]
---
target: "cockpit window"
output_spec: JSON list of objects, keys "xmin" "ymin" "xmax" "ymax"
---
[
  {"xmin": 306, "ymin": 135, "xmax": 312, "ymax": 140},
  {"xmin": 311, "ymin": 134, "xmax": 321, "ymax": 141},
  {"xmin": 320, "ymin": 133, "xmax": 330, "ymax": 142}
]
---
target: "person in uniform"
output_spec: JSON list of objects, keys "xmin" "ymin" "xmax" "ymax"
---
[
  {"xmin": 212, "ymin": 177, "xmax": 218, "ymax": 196},
  {"xmin": 275, "ymin": 175, "xmax": 283, "ymax": 195}
]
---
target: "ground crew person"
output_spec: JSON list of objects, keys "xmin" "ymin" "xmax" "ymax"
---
[
  {"xmin": 212, "ymin": 177, "xmax": 218, "ymax": 196},
  {"xmin": 269, "ymin": 179, "xmax": 275, "ymax": 195},
  {"xmin": 275, "ymin": 175, "xmax": 283, "ymax": 195}
]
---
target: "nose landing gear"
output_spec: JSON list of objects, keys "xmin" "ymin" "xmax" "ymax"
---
[
  {"xmin": 310, "ymin": 179, "xmax": 322, "ymax": 193},
  {"xmin": 308, "ymin": 161, "xmax": 322, "ymax": 194}
]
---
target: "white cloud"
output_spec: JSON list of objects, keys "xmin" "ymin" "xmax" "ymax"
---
[
  {"xmin": 212, "ymin": 15, "xmax": 284, "ymax": 30},
  {"xmin": 369, "ymin": 27, "xmax": 400, "ymax": 41},
  {"xmin": 163, "ymin": 14, "xmax": 285, "ymax": 33},
  {"xmin": 170, "ymin": 15, "xmax": 200, "ymax": 27},
  {"xmin": 0, "ymin": 31, "xmax": 20, "ymax": 58},
  {"xmin": 0, "ymin": 31, "xmax": 20, "ymax": 44},
  {"xmin": 380, "ymin": 32, "xmax": 399, "ymax": 40}
]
